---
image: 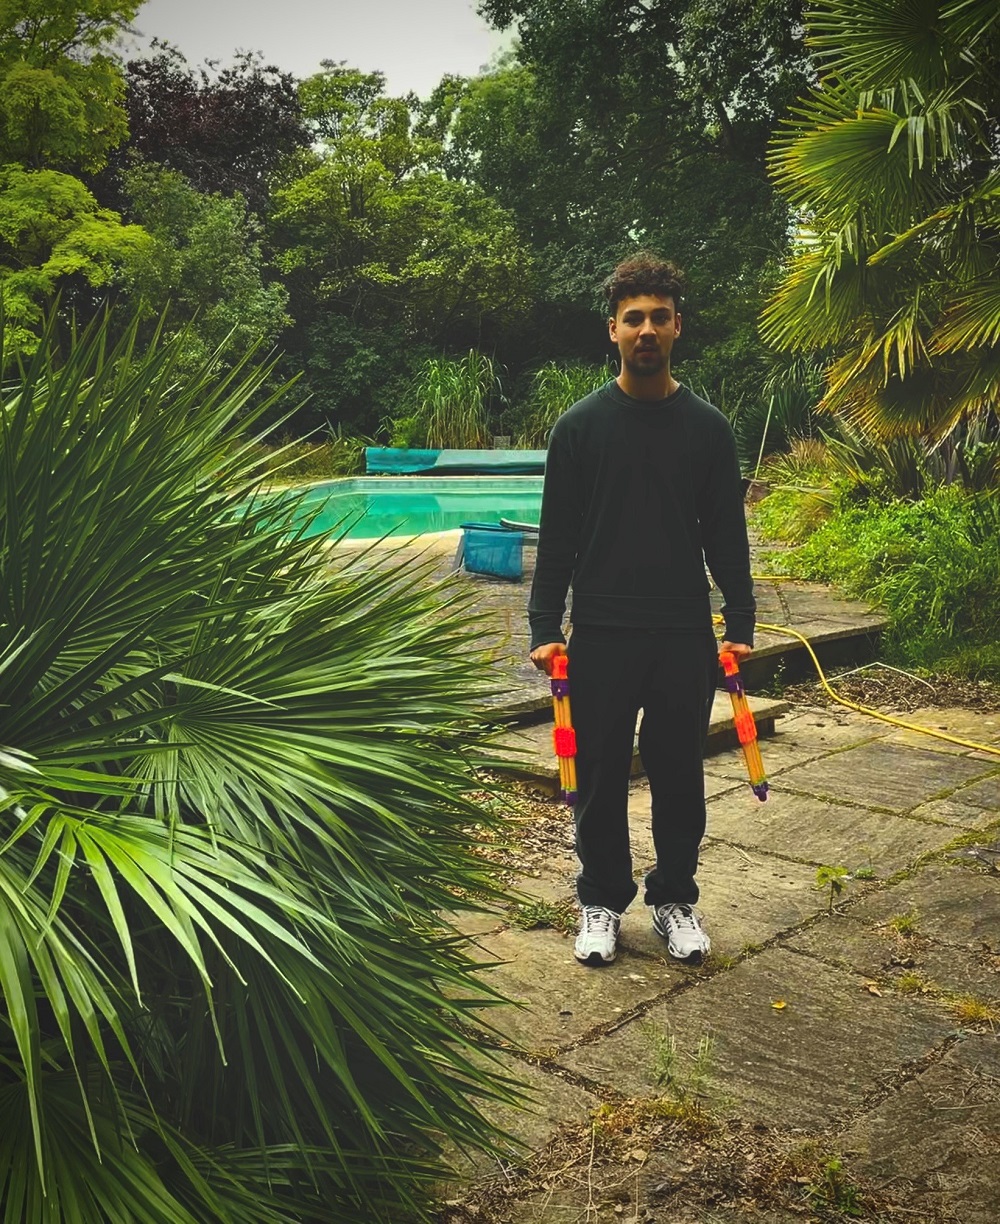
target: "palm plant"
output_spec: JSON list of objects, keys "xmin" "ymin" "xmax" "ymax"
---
[
  {"xmin": 730, "ymin": 354, "xmax": 826, "ymax": 474},
  {"xmin": 0, "ymin": 311, "xmax": 520, "ymax": 1221},
  {"xmin": 516, "ymin": 360, "xmax": 612, "ymax": 446},
  {"xmin": 405, "ymin": 350, "xmax": 502, "ymax": 448},
  {"xmin": 762, "ymin": 0, "xmax": 1000, "ymax": 440}
]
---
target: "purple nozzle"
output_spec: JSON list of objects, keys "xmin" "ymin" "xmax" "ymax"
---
[
  {"xmin": 550, "ymin": 678, "xmax": 570, "ymax": 697},
  {"xmin": 751, "ymin": 781, "xmax": 769, "ymax": 801},
  {"xmin": 562, "ymin": 789, "xmax": 577, "ymax": 805},
  {"xmin": 723, "ymin": 674, "xmax": 744, "ymax": 696}
]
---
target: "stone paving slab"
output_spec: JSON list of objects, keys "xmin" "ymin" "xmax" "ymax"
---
[
  {"xmin": 620, "ymin": 842, "xmax": 822, "ymax": 960},
  {"xmin": 880, "ymin": 704, "xmax": 1000, "ymax": 761},
  {"xmin": 468, "ymin": 926, "xmax": 683, "ymax": 1054},
  {"xmin": 845, "ymin": 861, "xmax": 1000, "ymax": 953},
  {"xmin": 702, "ymin": 707, "xmax": 887, "ymax": 782},
  {"xmin": 946, "ymin": 771, "xmax": 1000, "ymax": 809},
  {"xmin": 908, "ymin": 795, "xmax": 1000, "ymax": 829},
  {"xmin": 773, "ymin": 739, "xmax": 997, "ymax": 812},
  {"xmin": 442, "ymin": 904, "xmax": 509, "ymax": 939},
  {"xmin": 785, "ymin": 912, "xmax": 1000, "ymax": 1003},
  {"xmin": 559, "ymin": 947, "xmax": 957, "ymax": 1131},
  {"xmin": 446, "ymin": 1053, "xmax": 600, "ymax": 1180},
  {"xmin": 702, "ymin": 785, "xmax": 966, "ymax": 878},
  {"xmin": 835, "ymin": 1033, "xmax": 1000, "ymax": 1224}
]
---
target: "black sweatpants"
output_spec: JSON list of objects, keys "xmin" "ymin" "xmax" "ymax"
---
[{"xmin": 566, "ymin": 625, "xmax": 719, "ymax": 914}]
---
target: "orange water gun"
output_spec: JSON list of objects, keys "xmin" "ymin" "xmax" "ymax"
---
[
  {"xmin": 549, "ymin": 654, "xmax": 577, "ymax": 804},
  {"xmin": 720, "ymin": 651, "xmax": 769, "ymax": 801}
]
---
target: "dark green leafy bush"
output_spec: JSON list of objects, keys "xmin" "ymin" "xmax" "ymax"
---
[
  {"xmin": 760, "ymin": 488, "xmax": 1000, "ymax": 679},
  {"xmin": 0, "ymin": 312, "xmax": 519, "ymax": 1222}
]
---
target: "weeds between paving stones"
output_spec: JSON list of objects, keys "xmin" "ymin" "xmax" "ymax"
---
[
  {"xmin": 884, "ymin": 910, "xmax": 921, "ymax": 938},
  {"xmin": 641, "ymin": 1024, "xmax": 718, "ymax": 1123},
  {"xmin": 947, "ymin": 993, "xmax": 999, "ymax": 1027},
  {"xmin": 815, "ymin": 863, "xmax": 852, "ymax": 913},
  {"xmin": 507, "ymin": 898, "xmax": 577, "ymax": 935},
  {"xmin": 895, "ymin": 971, "xmax": 937, "ymax": 996},
  {"xmin": 802, "ymin": 1155, "xmax": 864, "ymax": 1218},
  {"xmin": 949, "ymin": 836, "xmax": 1000, "ymax": 875},
  {"xmin": 434, "ymin": 1100, "xmax": 903, "ymax": 1223}
]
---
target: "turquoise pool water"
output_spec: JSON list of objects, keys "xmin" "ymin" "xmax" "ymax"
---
[{"xmin": 287, "ymin": 476, "xmax": 544, "ymax": 540}]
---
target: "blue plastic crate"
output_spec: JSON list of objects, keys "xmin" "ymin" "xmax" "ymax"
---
[{"xmin": 461, "ymin": 527, "xmax": 524, "ymax": 580}]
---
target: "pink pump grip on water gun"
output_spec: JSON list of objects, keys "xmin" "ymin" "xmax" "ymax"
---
[{"xmin": 719, "ymin": 651, "xmax": 769, "ymax": 801}]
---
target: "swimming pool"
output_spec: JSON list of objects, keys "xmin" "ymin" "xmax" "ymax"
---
[{"xmin": 287, "ymin": 476, "xmax": 544, "ymax": 540}]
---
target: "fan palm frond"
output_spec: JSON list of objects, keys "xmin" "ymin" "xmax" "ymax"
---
[
  {"xmin": 0, "ymin": 306, "xmax": 524, "ymax": 1221},
  {"xmin": 764, "ymin": 0, "xmax": 999, "ymax": 440}
]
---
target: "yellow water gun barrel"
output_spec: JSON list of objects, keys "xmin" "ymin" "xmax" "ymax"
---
[
  {"xmin": 719, "ymin": 650, "xmax": 769, "ymax": 801},
  {"xmin": 549, "ymin": 653, "xmax": 578, "ymax": 805}
]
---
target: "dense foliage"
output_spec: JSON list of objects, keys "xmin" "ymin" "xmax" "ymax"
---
[
  {"xmin": 1, "ymin": 0, "xmax": 826, "ymax": 425},
  {"xmin": 756, "ymin": 481, "xmax": 1000, "ymax": 680},
  {"xmin": 117, "ymin": 46, "xmax": 308, "ymax": 215},
  {"xmin": 0, "ymin": 315, "xmax": 518, "ymax": 1221},
  {"xmin": 468, "ymin": 0, "xmax": 813, "ymax": 393},
  {"xmin": 269, "ymin": 65, "xmax": 533, "ymax": 435},
  {"xmin": 762, "ymin": 0, "xmax": 1000, "ymax": 441}
]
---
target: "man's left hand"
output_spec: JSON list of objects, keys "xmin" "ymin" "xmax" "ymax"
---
[{"xmin": 719, "ymin": 640, "xmax": 752, "ymax": 660}]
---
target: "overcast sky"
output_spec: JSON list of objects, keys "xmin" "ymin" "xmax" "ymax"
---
[{"xmin": 123, "ymin": 0, "xmax": 514, "ymax": 98}]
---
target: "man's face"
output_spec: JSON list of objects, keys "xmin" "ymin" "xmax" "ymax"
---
[{"xmin": 609, "ymin": 293, "xmax": 681, "ymax": 378}]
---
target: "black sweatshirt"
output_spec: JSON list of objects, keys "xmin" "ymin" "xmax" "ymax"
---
[{"xmin": 528, "ymin": 380, "xmax": 755, "ymax": 649}]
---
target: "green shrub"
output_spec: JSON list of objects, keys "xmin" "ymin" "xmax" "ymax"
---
[
  {"xmin": 0, "ymin": 312, "xmax": 519, "ymax": 1222},
  {"xmin": 760, "ymin": 487, "xmax": 1000, "ymax": 679},
  {"xmin": 251, "ymin": 431, "xmax": 370, "ymax": 480},
  {"xmin": 751, "ymin": 440, "xmax": 842, "ymax": 544}
]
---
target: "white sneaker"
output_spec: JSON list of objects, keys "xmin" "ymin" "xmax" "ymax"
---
[
  {"xmin": 574, "ymin": 905, "xmax": 621, "ymax": 966},
  {"xmin": 652, "ymin": 903, "xmax": 710, "ymax": 964}
]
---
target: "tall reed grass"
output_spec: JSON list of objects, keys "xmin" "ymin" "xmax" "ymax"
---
[
  {"xmin": 404, "ymin": 351, "xmax": 502, "ymax": 448},
  {"xmin": 517, "ymin": 360, "xmax": 612, "ymax": 445}
]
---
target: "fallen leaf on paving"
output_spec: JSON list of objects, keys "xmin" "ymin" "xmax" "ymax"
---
[
  {"xmin": 863, "ymin": 981, "xmax": 883, "ymax": 996},
  {"xmin": 771, "ymin": 999, "xmax": 787, "ymax": 1010}
]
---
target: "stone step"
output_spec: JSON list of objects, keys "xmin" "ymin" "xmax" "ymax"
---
[
  {"xmin": 482, "ymin": 614, "xmax": 884, "ymax": 724},
  {"xmin": 493, "ymin": 690, "xmax": 789, "ymax": 796}
]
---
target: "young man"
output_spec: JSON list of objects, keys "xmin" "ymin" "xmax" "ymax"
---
[{"xmin": 528, "ymin": 252, "xmax": 755, "ymax": 967}]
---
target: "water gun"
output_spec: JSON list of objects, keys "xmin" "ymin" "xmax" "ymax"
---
[
  {"xmin": 719, "ymin": 651, "xmax": 769, "ymax": 801},
  {"xmin": 549, "ymin": 654, "xmax": 577, "ymax": 804}
]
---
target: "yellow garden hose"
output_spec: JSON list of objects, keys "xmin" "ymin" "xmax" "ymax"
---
[{"xmin": 714, "ymin": 613, "xmax": 1000, "ymax": 761}]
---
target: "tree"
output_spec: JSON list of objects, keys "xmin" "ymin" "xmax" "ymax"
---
[
  {"xmin": 0, "ymin": 311, "xmax": 517, "ymax": 1222},
  {"xmin": 115, "ymin": 46, "xmax": 309, "ymax": 214},
  {"xmin": 120, "ymin": 161, "xmax": 289, "ymax": 367},
  {"xmin": 267, "ymin": 65, "xmax": 534, "ymax": 434},
  {"xmin": 439, "ymin": 1, "xmax": 815, "ymax": 398},
  {"xmin": 420, "ymin": 63, "xmax": 563, "ymax": 248},
  {"xmin": 761, "ymin": 0, "xmax": 1000, "ymax": 440},
  {"xmin": 0, "ymin": 0, "xmax": 138, "ymax": 171},
  {"xmin": 0, "ymin": 164, "xmax": 150, "ymax": 353},
  {"xmin": 0, "ymin": 0, "xmax": 151, "ymax": 350},
  {"xmin": 480, "ymin": 0, "xmax": 811, "ymax": 164}
]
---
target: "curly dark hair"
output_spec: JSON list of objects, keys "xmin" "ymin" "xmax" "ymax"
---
[{"xmin": 603, "ymin": 252, "xmax": 684, "ymax": 316}]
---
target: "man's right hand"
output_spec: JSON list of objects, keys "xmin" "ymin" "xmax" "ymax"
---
[{"xmin": 530, "ymin": 642, "xmax": 568, "ymax": 673}]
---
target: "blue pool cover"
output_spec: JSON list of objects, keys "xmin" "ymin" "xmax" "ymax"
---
[{"xmin": 365, "ymin": 447, "xmax": 546, "ymax": 475}]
